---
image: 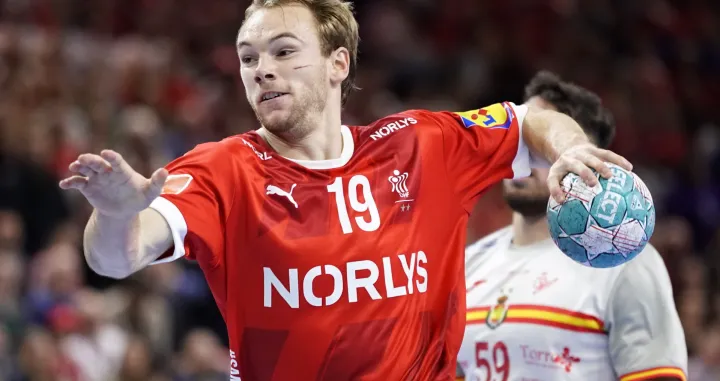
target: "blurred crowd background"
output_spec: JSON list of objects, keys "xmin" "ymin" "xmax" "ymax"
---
[{"xmin": 0, "ymin": 0, "xmax": 719, "ymax": 380}]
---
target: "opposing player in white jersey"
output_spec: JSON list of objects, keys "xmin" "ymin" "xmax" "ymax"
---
[{"xmin": 457, "ymin": 71, "xmax": 688, "ymax": 381}]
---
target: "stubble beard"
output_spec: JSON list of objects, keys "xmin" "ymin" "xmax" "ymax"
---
[
  {"xmin": 254, "ymin": 75, "xmax": 328, "ymax": 138},
  {"xmin": 503, "ymin": 192, "xmax": 550, "ymax": 219}
]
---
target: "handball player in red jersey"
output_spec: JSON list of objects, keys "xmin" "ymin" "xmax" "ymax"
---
[{"xmin": 59, "ymin": 1, "xmax": 633, "ymax": 379}]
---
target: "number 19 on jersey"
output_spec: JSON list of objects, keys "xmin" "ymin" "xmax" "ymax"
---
[{"xmin": 327, "ymin": 175, "xmax": 381, "ymax": 234}]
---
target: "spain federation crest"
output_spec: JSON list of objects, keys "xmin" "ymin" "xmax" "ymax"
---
[
  {"xmin": 486, "ymin": 289, "xmax": 511, "ymax": 329},
  {"xmin": 454, "ymin": 102, "xmax": 514, "ymax": 129}
]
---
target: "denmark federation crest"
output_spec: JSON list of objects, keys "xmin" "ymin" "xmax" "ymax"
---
[{"xmin": 388, "ymin": 170, "xmax": 410, "ymax": 198}]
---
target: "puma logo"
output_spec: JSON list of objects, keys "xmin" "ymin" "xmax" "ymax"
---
[{"xmin": 266, "ymin": 184, "xmax": 298, "ymax": 208}]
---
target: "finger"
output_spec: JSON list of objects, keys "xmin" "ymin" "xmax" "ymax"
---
[
  {"xmin": 547, "ymin": 173, "xmax": 565, "ymax": 204},
  {"xmin": 100, "ymin": 150, "xmax": 129, "ymax": 172},
  {"xmin": 68, "ymin": 161, "xmax": 95, "ymax": 178},
  {"xmin": 595, "ymin": 149, "xmax": 633, "ymax": 171},
  {"xmin": 146, "ymin": 168, "xmax": 169, "ymax": 198},
  {"xmin": 77, "ymin": 154, "xmax": 112, "ymax": 173},
  {"xmin": 59, "ymin": 176, "xmax": 89, "ymax": 190},
  {"xmin": 565, "ymin": 158, "xmax": 598, "ymax": 187},
  {"xmin": 582, "ymin": 154, "xmax": 612, "ymax": 179}
]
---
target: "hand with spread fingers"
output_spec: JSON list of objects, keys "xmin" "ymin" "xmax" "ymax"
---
[
  {"xmin": 59, "ymin": 150, "xmax": 169, "ymax": 219},
  {"xmin": 547, "ymin": 143, "xmax": 633, "ymax": 204}
]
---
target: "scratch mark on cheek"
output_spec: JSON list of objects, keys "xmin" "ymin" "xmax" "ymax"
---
[{"xmin": 294, "ymin": 65, "xmax": 311, "ymax": 70}]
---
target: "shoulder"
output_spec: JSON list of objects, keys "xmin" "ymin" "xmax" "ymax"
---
[
  {"xmin": 465, "ymin": 226, "xmax": 512, "ymax": 259},
  {"xmin": 602, "ymin": 244, "xmax": 674, "ymax": 316},
  {"xmin": 554, "ymin": 245, "xmax": 666, "ymax": 291},
  {"xmin": 352, "ymin": 102, "xmax": 526, "ymax": 143},
  {"xmin": 612, "ymin": 243, "xmax": 669, "ymax": 286},
  {"xmin": 626, "ymin": 243, "xmax": 665, "ymax": 269},
  {"xmin": 173, "ymin": 133, "xmax": 260, "ymax": 167},
  {"xmin": 464, "ymin": 227, "xmax": 511, "ymax": 277},
  {"xmin": 352, "ymin": 109, "xmax": 447, "ymax": 143},
  {"xmin": 612, "ymin": 243, "xmax": 666, "ymax": 279},
  {"xmin": 164, "ymin": 133, "xmax": 263, "ymax": 190}
]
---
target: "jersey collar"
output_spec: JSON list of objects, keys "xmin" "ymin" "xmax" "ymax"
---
[{"xmin": 288, "ymin": 125, "xmax": 354, "ymax": 170}]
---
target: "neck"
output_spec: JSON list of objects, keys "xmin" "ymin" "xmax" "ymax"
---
[
  {"xmin": 259, "ymin": 105, "xmax": 343, "ymax": 161},
  {"xmin": 511, "ymin": 212, "xmax": 550, "ymax": 246}
]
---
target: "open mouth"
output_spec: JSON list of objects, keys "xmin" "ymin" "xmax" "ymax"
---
[{"xmin": 260, "ymin": 92, "xmax": 287, "ymax": 103}]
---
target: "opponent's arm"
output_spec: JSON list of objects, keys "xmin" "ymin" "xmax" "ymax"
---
[
  {"xmin": 606, "ymin": 244, "xmax": 688, "ymax": 381},
  {"xmin": 60, "ymin": 150, "xmax": 172, "ymax": 279},
  {"xmin": 521, "ymin": 107, "xmax": 633, "ymax": 202}
]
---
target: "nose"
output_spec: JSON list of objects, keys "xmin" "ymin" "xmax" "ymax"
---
[
  {"xmin": 254, "ymin": 71, "xmax": 275, "ymax": 84},
  {"xmin": 254, "ymin": 57, "xmax": 277, "ymax": 84}
]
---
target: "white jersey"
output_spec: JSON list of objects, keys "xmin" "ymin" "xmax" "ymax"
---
[{"xmin": 457, "ymin": 227, "xmax": 687, "ymax": 381}]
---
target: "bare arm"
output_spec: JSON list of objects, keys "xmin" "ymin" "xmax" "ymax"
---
[
  {"xmin": 83, "ymin": 208, "xmax": 173, "ymax": 279},
  {"xmin": 521, "ymin": 107, "xmax": 633, "ymax": 202},
  {"xmin": 522, "ymin": 108, "xmax": 591, "ymax": 164},
  {"xmin": 59, "ymin": 150, "xmax": 171, "ymax": 279}
]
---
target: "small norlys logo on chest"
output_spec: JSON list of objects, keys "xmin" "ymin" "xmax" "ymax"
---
[
  {"xmin": 370, "ymin": 117, "xmax": 418, "ymax": 141},
  {"xmin": 242, "ymin": 138, "xmax": 272, "ymax": 160}
]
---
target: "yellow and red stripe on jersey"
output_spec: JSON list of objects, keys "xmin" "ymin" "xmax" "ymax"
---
[
  {"xmin": 466, "ymin": 304, "xmax": 606, "ymax": 334},
  {"xmin": 620, "ymin": 366, "xmax": 686, "ymax": 381},
  {"xmin": 453, "ymin": 103, "xmax": 514, "ymax": 129}
]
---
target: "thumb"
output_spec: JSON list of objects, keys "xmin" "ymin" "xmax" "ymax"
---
[{"xmin": 146, "ymin": 168, "xmax": 169, "ymax": 198}]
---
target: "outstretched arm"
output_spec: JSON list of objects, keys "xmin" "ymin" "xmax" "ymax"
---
[
  {"xmin": 521, "ymin": 107, "xmax": 633, "ymax": 202},
  {"xmin": 60, "ymin": 150, "xmax": 173, "ymax": 279},
  {"xmin": 83, "ymin": 208, "xmax": 172, "ymax": 279}
]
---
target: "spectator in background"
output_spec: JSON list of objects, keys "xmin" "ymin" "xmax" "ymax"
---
[
  {"xmin": 689, "ymin": 323, "xmax": 720, "ymax": 380},
  {"xmin": 118, "ymin": 335, "xmax": 167, "ymax": 381},
  {"xmin": 55, "ymin": 289, "xmax": 128, "ymax": 381},
  {"xmin": 17, "ymin": 327, "xmax": 79, "ymax": 381},
  {"xmin": 171, "ymin": 329, "xmax": 229, "ymax": 381},
  {"xmin": 0, "ymin": 140, "xmax": 70, "ymax": 257},
  {"xmin": 0, "ymin": 325, "xmax": 16, "ymax": 381},
  {"xmin": 0, "ymin": 250, "xmax": 24, "ymax": 353}
]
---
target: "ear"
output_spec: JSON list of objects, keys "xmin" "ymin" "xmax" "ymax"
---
[{"xmin": 328, "ymin": 47, "xmax": 350, "ymax": 86}]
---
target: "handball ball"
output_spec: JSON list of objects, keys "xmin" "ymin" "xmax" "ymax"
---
[{"xmin": 547, "ymin": 163, "xmax": 655, "ymax": 268}]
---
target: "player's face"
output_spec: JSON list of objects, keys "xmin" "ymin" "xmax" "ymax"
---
[
  {"xmin": 502, "ymin": 96, "xmax": 556, "ymax": 217},
  {"xmin": 237, "ymin": 5, "xmax": 333, "ymax": 133},
  {"xmin": 503, "ymin": 167, "xmax": 552, "ymax": 217}
]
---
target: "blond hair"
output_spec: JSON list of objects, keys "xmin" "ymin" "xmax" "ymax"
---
[{"xmin": 245, "ymin": 0, "xmax": 359, "ymax": 105}]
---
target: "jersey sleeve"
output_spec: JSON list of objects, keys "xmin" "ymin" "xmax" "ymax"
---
[
  {"xmin": 428, "ymin": 102, "xmax": 535, "ymax": 211},
  {"xmin": 606, "ymin": 244, "xmax": 688, "ymax": 381},
  {"xmin": 147, "ymin": 142, "xmax": 236, "ymax": 267}
]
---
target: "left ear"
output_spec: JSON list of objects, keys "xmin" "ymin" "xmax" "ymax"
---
[{"xmin": 328, "ymin": 47, "xmax": 350, "ymax": 86}]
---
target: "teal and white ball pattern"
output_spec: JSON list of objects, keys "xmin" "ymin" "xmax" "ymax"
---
[{"xmin": 547, "ymin": 163, "xmax": 655, "ymax": 268}]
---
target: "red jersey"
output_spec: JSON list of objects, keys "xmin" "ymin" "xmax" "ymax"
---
[{"xmin": 149, "ymin": 102, "xmax": 531, "ymax": 381}]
